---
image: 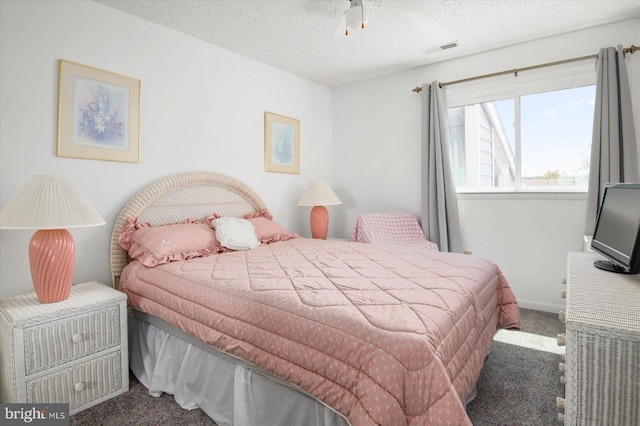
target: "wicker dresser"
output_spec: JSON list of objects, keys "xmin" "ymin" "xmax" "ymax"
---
[
  {"xmin": 561, "ymin": 252, "xmax": 640, "ymax": 425},
  {"xmin": 0, "ymin": 282, "xmax": 128, "ymax": 414}
]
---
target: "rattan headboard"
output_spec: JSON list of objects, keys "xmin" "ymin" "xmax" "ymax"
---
[{"xmin": 110, "ymin": 171, "xmax": 267, "ymax": 288}]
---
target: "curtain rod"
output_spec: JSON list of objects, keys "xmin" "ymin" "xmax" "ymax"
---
[{"xmin": 412, "ymin": 44, "xmax": 639, "ymax": 93}]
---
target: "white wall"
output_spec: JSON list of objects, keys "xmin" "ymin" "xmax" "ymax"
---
[
  {"xmin": 332, "ymin": 19, "xmax": 640, "ymax": 313},
  {"xmin": 0, "ymin": 0, "xmax": 333, "ymax": 298}
]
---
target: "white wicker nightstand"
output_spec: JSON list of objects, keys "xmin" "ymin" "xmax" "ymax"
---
[
  {"xmin": 560, "ymin": 252, "xmax": 640, "ymax": 425},
  {"xmin": 0, "ymin": 282, "xmax": 128, "ymax": 414}
]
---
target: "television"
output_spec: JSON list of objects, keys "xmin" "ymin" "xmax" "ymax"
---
[{"xmin": 590, "ymin": 182, "xmax": 640, "ymax": 274}]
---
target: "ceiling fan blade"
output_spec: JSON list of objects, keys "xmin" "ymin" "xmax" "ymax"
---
[
  {"xmin": 332, "ymin": 12, "xmax": 348, "ymax": 37},
  {"xmin": 331, "ymin": 0, "xmax": 432, "ymax": 37}
]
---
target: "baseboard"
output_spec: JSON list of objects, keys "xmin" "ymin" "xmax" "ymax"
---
[{"xmin": 516, "ymin": 298, "xmax": 564, "ymax": 314}]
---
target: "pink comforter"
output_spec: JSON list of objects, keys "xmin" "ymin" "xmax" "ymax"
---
[{"xmin": 121, "ymin": 238, "xmax": 520, "ymax": 425}]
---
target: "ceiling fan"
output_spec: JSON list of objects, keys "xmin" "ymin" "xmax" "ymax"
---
[{"xmin": 335, "ymin": 0, "xmax": 437, "ymax": 36}]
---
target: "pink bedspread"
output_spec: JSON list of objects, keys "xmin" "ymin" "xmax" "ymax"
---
[{"xmin": 120, "ymin": 238, "xmax": 520, "ymax": 425}]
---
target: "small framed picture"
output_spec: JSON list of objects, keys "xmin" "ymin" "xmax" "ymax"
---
[
  {"xmin": 264, "ymin": 111, "xmax": 300, "ymax": 174},
  {"xmin": 57, "ymin": 60, "xmax": 141, "ymax": 163}
]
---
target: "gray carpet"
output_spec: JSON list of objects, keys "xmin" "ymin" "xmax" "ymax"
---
[
  {"xmin": 70, "ymin": 308, "xmax": 564, "ymax": 425},
  {"xmin": 466, "ymin": 308, "xmax": 565, "ymax": 425}
]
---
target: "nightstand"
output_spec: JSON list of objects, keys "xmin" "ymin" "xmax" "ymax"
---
[{"xmin": 0, "ymin": 282, "xmax": 128, "ymax": 414}]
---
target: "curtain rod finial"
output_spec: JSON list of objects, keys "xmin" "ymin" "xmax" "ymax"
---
[{"xmin": 412, "ymin": 86, "xmax": 422, "ymax": 93}]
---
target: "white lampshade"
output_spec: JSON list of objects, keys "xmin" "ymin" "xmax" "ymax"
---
[
  {"xmin": 297, "ymin": 181, "xmax": 342, "ymax": 207},
  {"xmin": 0, "ymin": 175, "xmax": 105, "ymax": 230},
  {"xmin": 346, "ymin": 0, "xmax": 370, "ymax": 29}
]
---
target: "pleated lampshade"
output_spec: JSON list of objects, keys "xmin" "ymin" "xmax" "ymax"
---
[
  {"xmin": 0, "ymin": 176, "xmax": 105, "ymax": 229},
  {"xmin": 296, "ymin": 181, "xmax": 342, "ymax": 207}
]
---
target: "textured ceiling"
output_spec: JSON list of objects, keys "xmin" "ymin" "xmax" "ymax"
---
[{"xmin": 94, "ymin": 0, "xmax": 640, "ymax": 87}]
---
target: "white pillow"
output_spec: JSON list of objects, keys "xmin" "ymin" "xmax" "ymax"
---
[{"xmin": 213, "ymin": 217, "xmax": 260, "ymax": 251}]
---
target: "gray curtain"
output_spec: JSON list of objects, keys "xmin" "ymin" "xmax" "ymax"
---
[
  {"xmin": 585, "ymin": 46, "xmax": 639, "ymax": 234},
  {"xmin": 420, "ymin": 81, "xmax": 462, "ymax": 252}
]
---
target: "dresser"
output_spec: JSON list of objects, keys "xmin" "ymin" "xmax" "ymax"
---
[
  {"xmin": 560, "ymin": 252, "xmax": 640, "ymax": 425},
  {"xmin": 0, "ymin": 282, "xmax": 128, "ymax": 414}
]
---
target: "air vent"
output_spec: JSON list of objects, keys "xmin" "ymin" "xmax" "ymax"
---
[
  {"xmin": 440, "ymin": 41, "xmax": 458, "ymax": 50},
  {"xmin": 421, "ymin": 41, "xmax": 458, "ymax": 55}
]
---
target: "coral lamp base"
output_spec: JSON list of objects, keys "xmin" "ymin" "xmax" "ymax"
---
[
  {"xmin": 29, "ymin": 229, "xmax": 75, "ymax": 303},
  {"xmin": 310, "ymin": 205, "xmax": 329, "ymax": 240}
]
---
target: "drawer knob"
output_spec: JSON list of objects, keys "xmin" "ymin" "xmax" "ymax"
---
[
  {"xmin": 559, "ymin": 363, "xmax": 566, "ymax": 372},
  {"xmin": 559, "ymin": 311, "xmax": 566, "ymax": 322},
  {"xmin": 556, "ymin": 397, "xmax": 566, "ymax": 409},
  {"xmin": 72, "ymin": 334, "xmax": 83, "ymax": 343},
  {"xmin": 561, "ymin": 291, "xmax": 567, "ymax": 299},
  {"xmin": 560, "ymin": 375, "xmax": 567, "ymax": 384},
  {"xmin": 557, "ymin": 334, "xmax": 566, "ymax": 346},
  {"xmin": 74, "ymin": 382, "xmax": 85, "ymax": 392},
  {"xmin": 558, "ymin": 413, "xmax": 566, "ymax": 423}
]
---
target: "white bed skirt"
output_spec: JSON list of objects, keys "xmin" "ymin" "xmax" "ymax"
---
[{"xmin": 129, "ymin": 310, "xmax": 350, "ymax": 426}]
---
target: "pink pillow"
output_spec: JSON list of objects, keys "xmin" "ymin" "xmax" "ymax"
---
[
  {"xmin": 119, "ymin": 217, "xmax": 220, "ymax": 267},
  {"xmin": 246, "ymin": 216, "xmax": 298, "ymax": 243},
  {"xmin": 243, "ymin": 208, "xmax": 273, "ymax": 220}
]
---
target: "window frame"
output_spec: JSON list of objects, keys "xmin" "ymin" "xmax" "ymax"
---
[{"xmin": 445, "ymin": 59, "xmax": 596, "ymax": 194}]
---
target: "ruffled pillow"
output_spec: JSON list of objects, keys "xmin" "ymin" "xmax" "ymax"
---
[
  {"xmin": 242, "ymin": 208, "xmax": 273, "ymax": 220},
  {"xmin": 244, "ymin": 214, "xmax": 298, "ymax": 243},
  {"xmin": 119, "ymin": 217, "xmax": 220, "ymax": 267},
  {"xmin": 213, "ymin": 217, "xmax": 260, "ymax": 251}
]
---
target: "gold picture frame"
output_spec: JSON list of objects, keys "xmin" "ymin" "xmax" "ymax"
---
[
  {"xmin": 57, "ymin": 60, "xmax": 141, "ymax": 163},
  {"xmin": 264, "ymin": 111, "xmax": 299, "ymax": 174}
]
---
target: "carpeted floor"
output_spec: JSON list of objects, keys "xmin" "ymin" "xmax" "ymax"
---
[
  {"xmin": 69, "ymin": 308, "xmax": 564, "ymax": 425},
  {"xmin": 466, "ymin": 308, "xmax": 565, "ymax": 425}
]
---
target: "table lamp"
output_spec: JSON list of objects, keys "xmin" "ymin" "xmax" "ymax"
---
[
  {"xmin": 0, "ymin": 176, "xmax": 106, "ymax": 303},
  {"xmin": 296, "ymin": 181, "xmax": 341, "ymax": 240}
]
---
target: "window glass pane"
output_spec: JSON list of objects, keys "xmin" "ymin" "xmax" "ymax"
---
[
  {"xmin": 448, "ymin": 85, "xmax": 595, "ymax": 192},
  {"xmin": 520, "ymin": 85, "xmax": 595, "ymax": 188},
  {"xmin": 447, "ymin": 99, "xmax": 515, "ymax": 189}
]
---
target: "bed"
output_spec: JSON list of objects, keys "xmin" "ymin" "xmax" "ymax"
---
[{"xmin": 110, "ymin": 171, "xmax": 521, "ymax": 426}]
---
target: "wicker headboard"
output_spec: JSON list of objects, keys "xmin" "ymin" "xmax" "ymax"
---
[{"xmin": 110, "ymin": 171, "xmax": 267, "ymax": 289}]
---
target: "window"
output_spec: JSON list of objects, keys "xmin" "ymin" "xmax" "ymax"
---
[
  {"xmin": 520, "ymin": 86, "xmax": 594, "ymax": 188},
  {"xmin": 445, "ymin": 64, "xmax": 596, "ymax": 192},
  {"xmin": 449, "ymin": 98, "xmax": 516, "ymax": 188}
]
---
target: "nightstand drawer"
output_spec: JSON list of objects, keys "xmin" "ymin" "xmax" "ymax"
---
[
  {"xmin": 24, "ymin": 305, "xmax": 121, "ymax": 375},
  {"xmin": 26, "ymin": 351, "xmax": 123, "ymax": 411}
]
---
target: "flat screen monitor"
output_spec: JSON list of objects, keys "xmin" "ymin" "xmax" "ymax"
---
[{"xmin": 590, "ymin": 182, "xmax": 640, "ymax": 274}]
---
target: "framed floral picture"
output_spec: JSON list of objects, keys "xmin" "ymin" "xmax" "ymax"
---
[
  {"xmin": 57, "ymin": 60, "xmax": 141, "ymax": 163},
  {"xmin": 264, "ymin": 112, "xmax": 300, "ymax": 174}
]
